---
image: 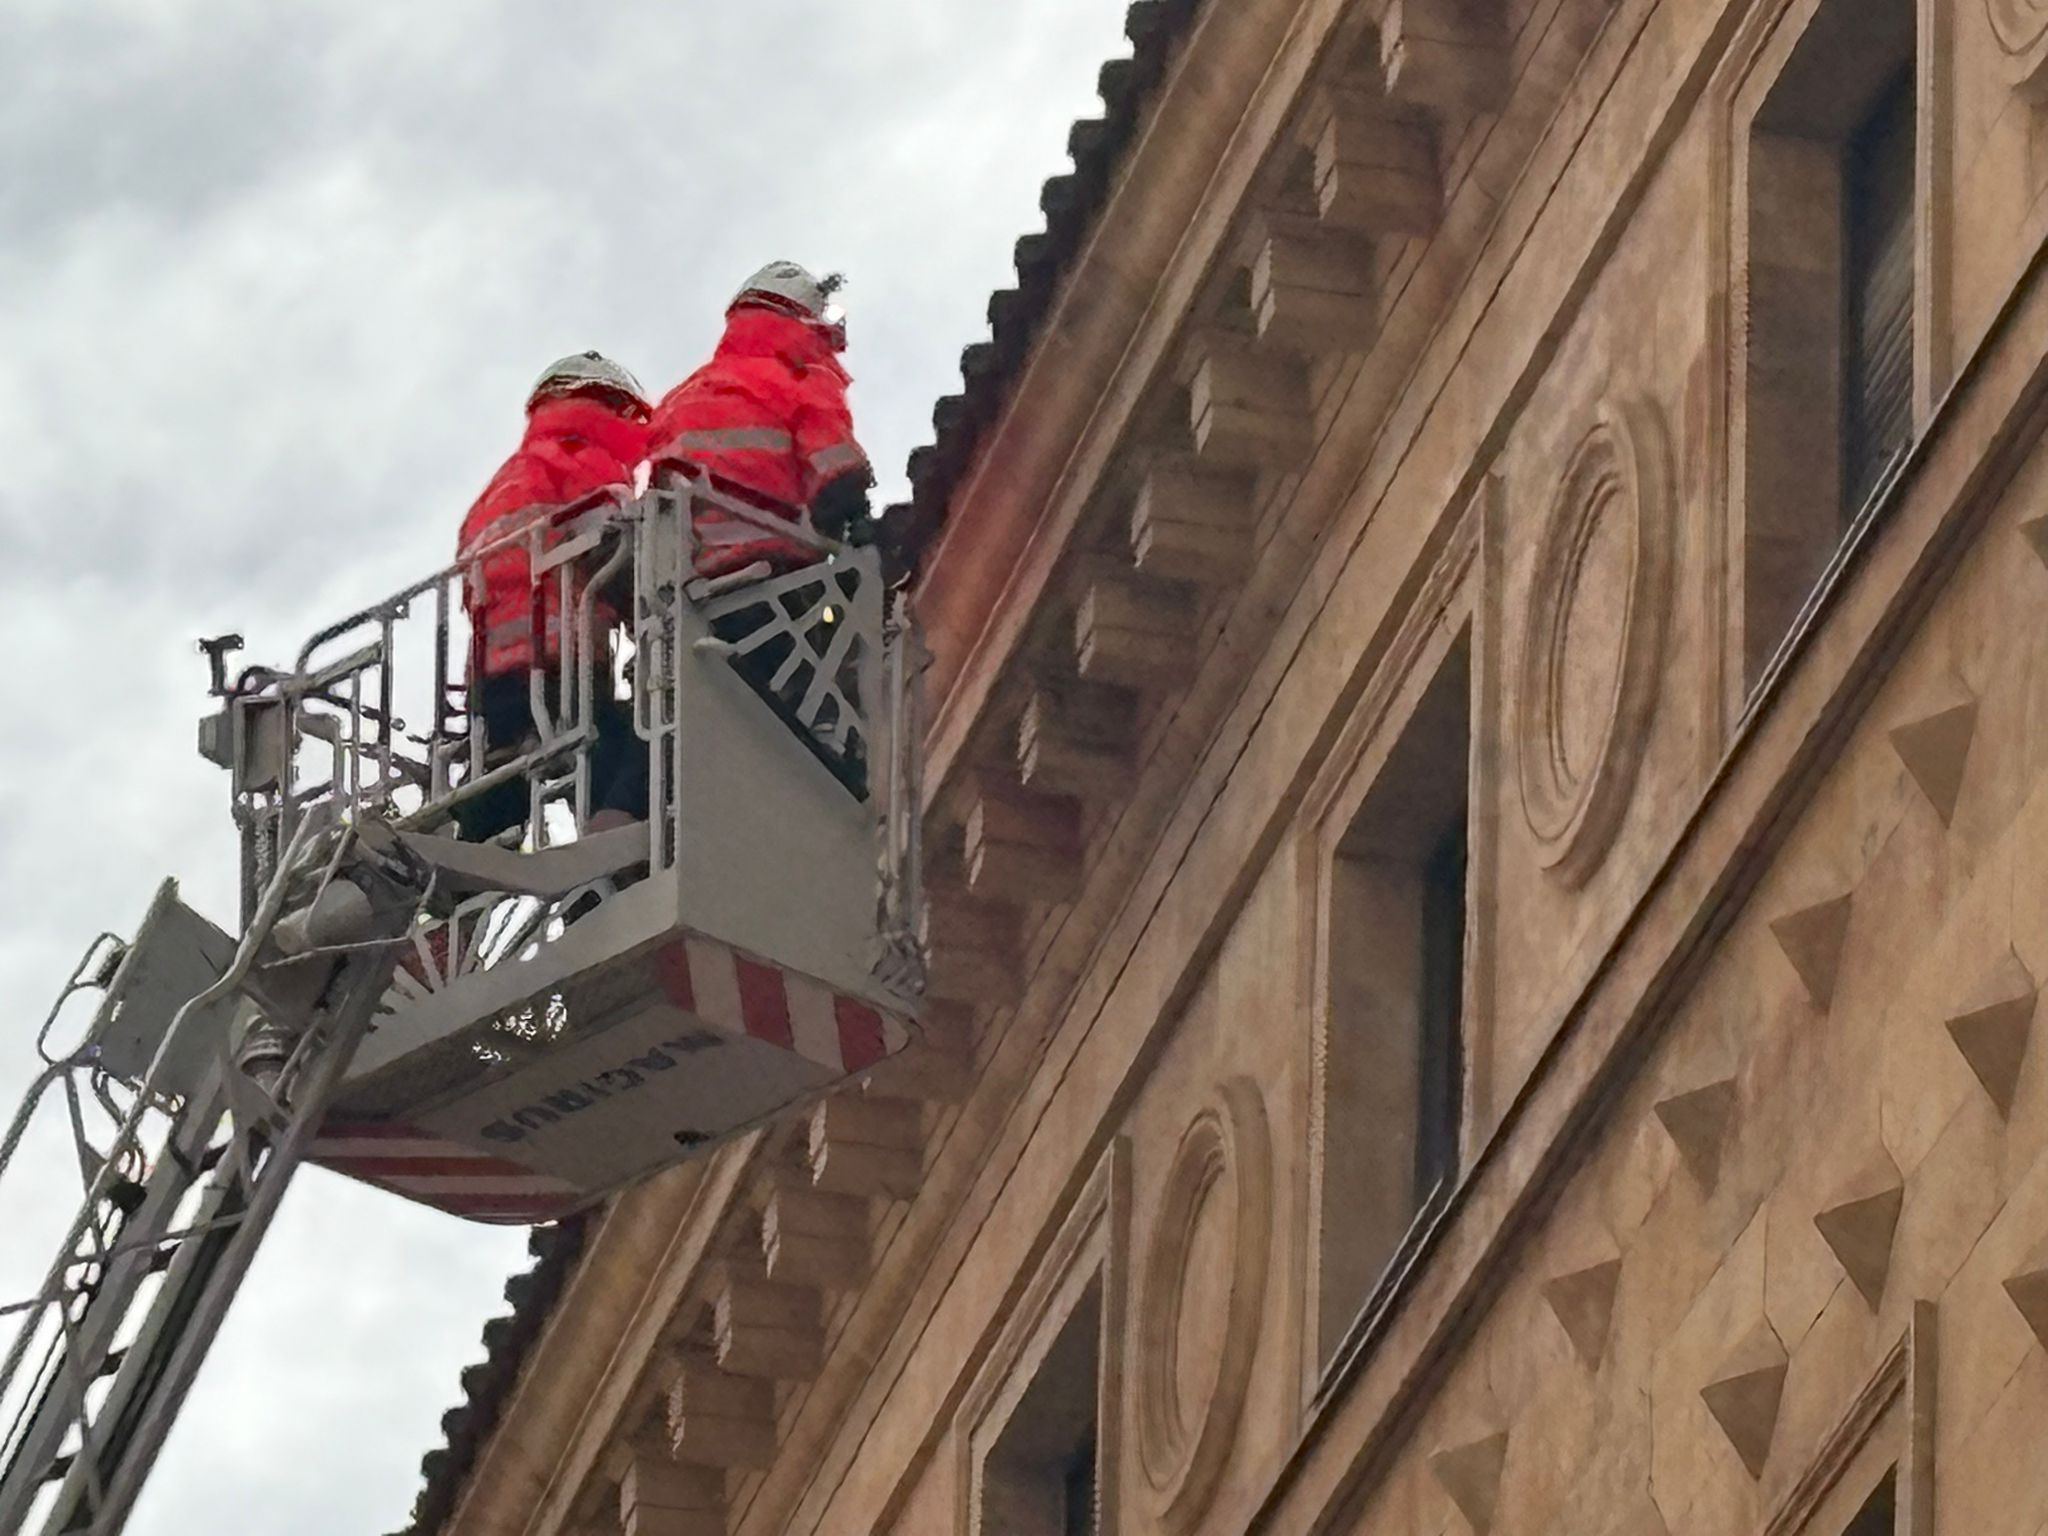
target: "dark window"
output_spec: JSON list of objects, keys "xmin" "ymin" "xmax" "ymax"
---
[
  {"xmin": 1844, "ymin": 71, "xmax": 1917, "ymax": 514},
  {"xmin": 1319, "ymin": 631, "xmax": 1470, "ymax": 1369},
  {"xmin": 1843, "ymin": 1470, "xmax": 1897, "ymax": 1536},
  {"xmin": 981, "ymin": 1277, "xmax": 1105, "ymax": 1534},
  {"xmin": 1739, "ymin": 0, "xmax": 1916, "ymax": 692},
  {"xmin": 1415, "ymin": 818, "xmax": 1467, "ymax": 1204},
  {"xmin": 1061, "ymin": 1424, "xmax": 1098, "ymax": 1536}
]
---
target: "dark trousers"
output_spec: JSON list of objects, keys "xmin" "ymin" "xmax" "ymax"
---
[{"xmin": 452, "ymin": 671, "xmax": 649, "ymax": 842}]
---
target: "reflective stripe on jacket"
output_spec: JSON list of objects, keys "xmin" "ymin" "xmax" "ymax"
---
[
  {"xmin": 645, "ymin": 307, "xmax": 869, "ymax": 578},
  {"xmin": 457, "ymin": 396, "xmax": 649, "ymax": 677}
]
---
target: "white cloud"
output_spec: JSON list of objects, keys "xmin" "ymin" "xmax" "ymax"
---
[{"xmin": 0, "ymin": 2, "xmax": 1135, "ymax": 1530}]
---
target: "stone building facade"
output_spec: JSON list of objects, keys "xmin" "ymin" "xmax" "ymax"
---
[{"xmin": 407, "ymin": 0, "xmax": 2048, "ymax": 1533}]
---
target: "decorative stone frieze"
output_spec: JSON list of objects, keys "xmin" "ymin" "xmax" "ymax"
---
[
  {"xmin": 1768, "ymin": 891, "xmax": 1855, "ymax": 1011},
  {"xmin": 1700, "ymin": 1324, "xmax": 1789, "ymax": 1479},
  {"xmin": 1380, "ymin": 0, "xmax": 1510, "ymax": 115},
  {"xmin": 1988, "ymin": 0, "xmax": 2048, "ymax": 99},
  {"xmin": 1136, "ymin": 1076, "xmax": 1273, "ymax": 1533},
  {"xmin": 2021, "ymin": 512, "xmax": 2048, "ymax": 568},
  {"xmin": 1812, "ymin": 1149, "xmax": 1905, "ymax": 1309},
  {"xmin": 618, "ymin": 1451, "xmax": 723, "ymax": 1536},
  {"xmin": 1653, "ymin": 1077, "xmax": 1737, "ymax": 1193},
  {"xmin": 1945, "ymin": 950, "xmax": 2039, "ymax": 1118},
  {"xmin": 1888, "ymin": 696, "xmax": 1979, "ymax": 827},
  {"xmin": 1429, "ymin": 1429, "xmax": 1509, "ymax": 1534},
  {"xmin": 2006, "ymin": 1237, "xmax": 2048, "ymax": 1350},
  {"xmin": 1515, "ymin": 396, "xmax": 1675, "ymax": 887},
  {"xmin": 1543, "ymin": 1257, "xmax": 1622, "ymax": 1370}
]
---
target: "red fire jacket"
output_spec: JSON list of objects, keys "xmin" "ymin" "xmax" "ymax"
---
[
  {"xmin": 457, "ymin": 396, "xmax": 649, "ymax": 677},
  {"xmin": 645, "ymin": 307, "xmax": 870, "ymax": 577}
]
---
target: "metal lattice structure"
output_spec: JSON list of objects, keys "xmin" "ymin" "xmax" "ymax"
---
[
  {"xmin": 700, "ymin": 555, "xmax": 877, "ymax": 784},
  {"xmin": 0, "ymin": 473, "xmax": 927, "ymax": 1534}
]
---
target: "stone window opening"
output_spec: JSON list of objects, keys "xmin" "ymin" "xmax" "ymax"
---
[
  {"xmin": 960, "ymin": 1144, "xmax": 1127, "ymax": 1536},
  {"xmin": 1794, "ymin": 1446, "xmax": 1908, "ymax": 1536},
  {"xmin": 1736, "ymin": 0, "xmax": 1919, "ymax": 693},
  {"xmin": 1764, "ymin": 1309, "xmax": 1934, "ymax": 1536},
  {"xmin": 979, "ymin": 1274, "xmax": 1105, "ymax": 1536},
  {"xmin": 1842, "ymin": 1469, "xmax": 1899, "ymax": 1536},
  {"xmin": 1844, "ymin": 69, "xmax": 1917, "ymax": 514},
  {"xmin": 1314, "ymin": 627, "xmax": 1472, "ymax": 1375},
  {"xmin": 1414, "ymin": 812, "xmax": 1467, "ymax": 1203}
]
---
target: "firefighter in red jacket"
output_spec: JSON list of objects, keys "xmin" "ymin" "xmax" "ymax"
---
[
  {"xmin": 454, "ymin": 351, "xmax": 651, "ymax": 841},
  {"xmin": 647, "ymin": 262, "xmax": 874, "ymax": 577}
]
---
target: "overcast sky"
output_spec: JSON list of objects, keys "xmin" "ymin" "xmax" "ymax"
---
[{"xmin": 0, "ymin": 3, "xmax": 1134, "ymax": 1529}]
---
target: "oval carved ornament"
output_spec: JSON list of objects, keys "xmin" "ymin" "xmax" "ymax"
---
[
  {"xmin": 1989, "ymin": 0, "xmax": 2048, "ymax": 99},
  {"xmin": 1135, "ymin": 1076, "xmax": 1273, "ymax": 1534},
  {"xmin": 1515, "ymin": 395, "xmax": 1675, "ymax": 888}
]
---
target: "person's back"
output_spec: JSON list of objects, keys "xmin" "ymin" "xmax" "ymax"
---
[
  {"xmin": 460, "ymin": 395, "xmax": 647, "ymax": 672},
  {"xmin": 647, "ymin": 262, "xmax": 871, "ymax": 579},
  {"xmin": 454, "ymin": 351, "xmax": 651, "ymax": 842}
]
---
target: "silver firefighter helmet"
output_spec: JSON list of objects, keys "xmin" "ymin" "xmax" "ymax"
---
[
  {"xmin": 527, "ymin": 351, "xmax": 650, "ymax": 415},
  {"xmin": 731, "ymin": 262, "xmax": 847, "ymax": 347}
]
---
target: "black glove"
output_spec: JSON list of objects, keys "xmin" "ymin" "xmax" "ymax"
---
[
  {"xmin": 875, "ymin": 505, "xmax": 921, "ymax": 589},
  {"xmin": 811, "ymin": 468, "xmax": 874, "ymax": 544}
]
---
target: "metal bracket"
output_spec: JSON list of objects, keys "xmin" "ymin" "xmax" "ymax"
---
[
  {"xmin": 357, "ymin": 820, "xmax": 652, "ymax": 901},
  {"xmin": 197, "ymin": 634, "xmax": 244, "ymax": 698}
]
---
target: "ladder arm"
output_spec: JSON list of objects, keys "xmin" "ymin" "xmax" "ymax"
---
[
  {"xmin": 0, "ymin": 831, "xmax": 429, "ymax": 1536},
  {"xmin": 33, "ymin": 951, "xmax": 396, "ymax": 1536}
]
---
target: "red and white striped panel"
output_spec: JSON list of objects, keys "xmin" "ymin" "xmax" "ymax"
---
[
  {"xmin": 309, "ymin": 1121, "xmax": 585, "ymax": 1225},
  {"xmin": 651, "ymin": 935, "xmax": 902, "ymax": 1074}
]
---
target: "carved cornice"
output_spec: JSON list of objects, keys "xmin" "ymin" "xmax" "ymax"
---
[{"xmin": 439, "ymin": 1150, "xmax": 747, "ymax": 1536}]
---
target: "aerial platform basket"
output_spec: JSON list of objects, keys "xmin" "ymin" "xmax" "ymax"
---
[
  {"xmin": 0, "ymin": 472, "xmax": 934, "ymax": 1535},
  {"xmin": 205, "ymin": 471, "xmax": 929, "ymax": 1222}
]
